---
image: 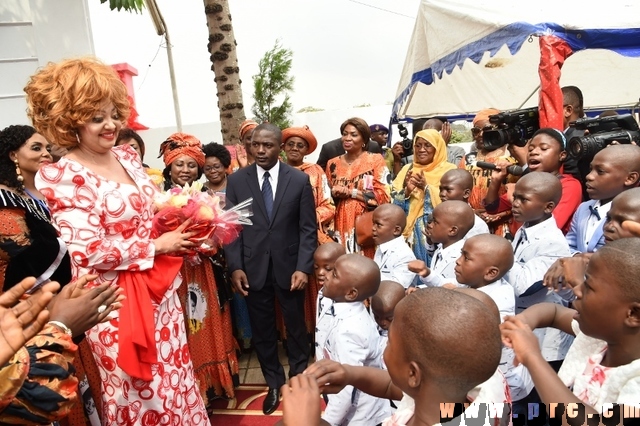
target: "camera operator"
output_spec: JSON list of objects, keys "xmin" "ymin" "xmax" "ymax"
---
[
  {"xmin": 561, "ymin": 86, "xmax": 589, "ymax": 199},
  {"xmin": 460, "ymin": 109, "xmax": 517, "ymax": 237}
]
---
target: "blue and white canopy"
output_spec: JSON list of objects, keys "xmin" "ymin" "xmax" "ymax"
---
[{"xmin": 392, "ymin": 0, "xmax": 640, "ymax": 121}]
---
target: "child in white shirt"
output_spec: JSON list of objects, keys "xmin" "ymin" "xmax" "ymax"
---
[
  {"xmin": 408, "ymin": 200, "xmax": 475, "ymax": 288},
  {"xmin": 438, "ymin": 168, "xmax": 490, "ymax": 239},
  {"xmin": 502, "ymin": 238, "xmax": 640, "ymax": 422},
  {"xmin": 315, "ymin": 254, "xmax": 389, "ymax": 425},
  {"xmin": 372, "ymin": 204, "xmax": 417, "ymax": 289},
  {"xmin": 504, "ymin": 172, "xmax": 573, "ymax": 368},
  {"xmin": 454, "ymin": 233, "xmax": 534, "ymax": 414}
]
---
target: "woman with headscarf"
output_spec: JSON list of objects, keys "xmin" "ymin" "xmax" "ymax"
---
[
  {"xmin": 159, "ymin": 133, "xmax": 239, "ymax": 408},
  {"xmin": 201, "ymin": 142, "xmax": 253, "ymax": 352},
  {"xmin": 392, "ymin": 129, "xmax": 457, "ymax": 262},
  {"xmin": 27, "ymin": 57, "xmax": 208, "ymax": 425},
  {"xmin": 230, "ymin": 119, "xmax": 258, "ymax": 171},
  {"xmin": 459, "ymin": 109, "xmax": 517, "ymax": 237},
  {"xmin": 326, "ymin": 117, "xmax": 391, "ymax": 259},
  {"xmin": 282, "ymin": 124, "xmax": 335, "ymax": 334}
]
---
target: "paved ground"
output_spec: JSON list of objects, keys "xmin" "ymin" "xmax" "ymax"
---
[{"xmin": 237, "ymin": 343, "xmax": 293, "ymax": 384}]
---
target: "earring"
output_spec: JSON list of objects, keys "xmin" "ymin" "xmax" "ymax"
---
[
  {"xmin": 76, "ymin": 132, "xmax": 81, "ymax": 145},
  {"xmin": 14, "ymin": 158, "xmax": 24, "ymax": 190}
]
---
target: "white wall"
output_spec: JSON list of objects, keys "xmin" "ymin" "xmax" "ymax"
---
[{"xmin": 0, "ymin": 0, "xmax": 94, "ymax": 129}]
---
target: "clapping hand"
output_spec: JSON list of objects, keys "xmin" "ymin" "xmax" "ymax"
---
[
  {"xmin": 0, "ymin": 277, "xmax": 60, "ymax": 365},
  {"xmin": 48, "ymin": 276, "xmax": 123, "ymax": 337}
]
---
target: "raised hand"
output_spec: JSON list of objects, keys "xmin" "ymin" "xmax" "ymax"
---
[
  {"xmin": 48, "ymin": 278, "xmax": 122, "ymax": 337},
  {"xmin": 0, "ymin": 278, "xmax": 60, "ymax": 364},
  {"xmin": 280, "ymin": 375, "xmax": 322, "ymax": 426}
]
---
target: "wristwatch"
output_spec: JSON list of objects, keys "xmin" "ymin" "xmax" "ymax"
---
[{"xmin": 351, "ymin": 188, "xmax": 358, "ymax": 199}]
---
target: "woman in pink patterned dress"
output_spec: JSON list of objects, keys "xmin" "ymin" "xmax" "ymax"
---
[{"xmin": 25, "ymin": 57, "xmax": 208, "ymax": 426}]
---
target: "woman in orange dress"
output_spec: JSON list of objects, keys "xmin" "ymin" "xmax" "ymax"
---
[
  {"xmin": 159, "ymin": 133, "xmax": 239, "ymax": 409},
  {"xmin": 282, "ymin": 125, "xmax": 335, "ymax": 333},
  {"xmin": 326, "ymin": 117, "xmax": 391, "ymax": 259}
]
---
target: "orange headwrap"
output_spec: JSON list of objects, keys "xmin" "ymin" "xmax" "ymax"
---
[
  {"xmin": 239, "ymin": 119, "xmax": 259, "ymax": 140},
  {"xmin": 282, "ymin": 125, "xmax": 318, "ymax": 154},
  {"xmin": 473, "ymin": 108, "xmax": 500, "ymax": 127},
  {"xmin": 159, "ymin": 132, "xmax": 205, "ymax": 168}
]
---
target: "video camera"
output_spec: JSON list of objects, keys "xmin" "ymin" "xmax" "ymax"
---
[
  {"xmin": 483, "ymin": 107, "xmax": 539, "ymax": 151},
  {"xmin": 568, "ymin": 114, "xmax": 640, "ymax": 160},
  {"xmin": 397, "ymin": 123, "xmax": 412, "ymax": 158}
]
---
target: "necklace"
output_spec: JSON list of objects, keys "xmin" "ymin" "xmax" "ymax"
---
[{"xmin": 23, "ymin": 188, "xmax": 50, "ymax": 212}]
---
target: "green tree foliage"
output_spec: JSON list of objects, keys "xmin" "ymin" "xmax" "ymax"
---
[
  {"xmin": 101, "ymin": 0, "xmax": 145, "ymax": 13},
  {"xmin": 252, "ymin": 40, "xmax": 294, "ymax": 129}
]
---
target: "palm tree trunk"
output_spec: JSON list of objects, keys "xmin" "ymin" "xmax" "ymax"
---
[{"xmin": 203, "ymin": 0, "xmax": 246, "ymax": 146}]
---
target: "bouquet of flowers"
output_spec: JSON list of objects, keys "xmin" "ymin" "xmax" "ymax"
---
[{"xmin": 151, "ymin": 182, "xmax": 252, "ymax": 262}]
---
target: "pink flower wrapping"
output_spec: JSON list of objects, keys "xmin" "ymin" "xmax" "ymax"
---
[{"xmin": 152, "ymin": 182, "xmax": 253, "ymax": 259}]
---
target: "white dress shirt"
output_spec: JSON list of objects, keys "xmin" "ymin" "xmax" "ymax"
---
[
  {"xmin": 315, "ymin": 292, "xmax": 390, "ymax": 425},
  {"xmin": 478, "ymin": 279, "xmax": 533, "ymax": 401},
  {"xmin": 466, "ymin": 214, "xmax": 491, "ymax": 239},
  {"xmin": 374, "ymin": 236, "xmax": 417, "ymax": 288},
  {"xmin": 505, "ymin": 216, "xmax": 574, "ymax": 362},
  {"xmin": 256, "ymin": 160, "xmax": 280, "ymax": 199},
  {"xmin": 417, "ymin": 239, "xmax": 464, "ymax": 287}
]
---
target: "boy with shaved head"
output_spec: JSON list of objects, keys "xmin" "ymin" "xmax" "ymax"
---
[
  {"xmin": 408, "ymin": 200, "xmax": 476, "ymax": 287},
  {"xmin": 315, "ymin": 254, "xmax": 389, "ymax": 425},
  {"xmin": 304, "ymin": 288, "xmax": 509, "ymax": 426},
  {"xmin": 439, "ymin": 169, "xmax": 490, "ymax": 238},
  {"xmin": 505, "ymin": 172, "xmax": 573, "ymax": 374},
  {"xmin": 455, "ymin": 234, "xmax": 534, "ymax": 412},
  {"xmin": 372, "ymin": 204, "xmax": 416, "ymax": 288}
]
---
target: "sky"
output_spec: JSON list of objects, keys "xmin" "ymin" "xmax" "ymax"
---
[{"xmin": 87, "ymin": 0, "xmax": 420, "ymax": 129}]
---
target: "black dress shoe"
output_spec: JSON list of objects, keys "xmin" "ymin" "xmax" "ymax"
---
[{"xmin": 263, "ymin": 387, "xmax": 280, "ymax": 415}]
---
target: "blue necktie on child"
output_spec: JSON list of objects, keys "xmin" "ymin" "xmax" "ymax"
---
[{"xmin": 262, "ymin": 171, "xmax": 273, "ymax": 220}]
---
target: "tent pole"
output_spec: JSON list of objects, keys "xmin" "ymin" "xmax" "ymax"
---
[{"xmin": 518, "ymin": 85, "xmax": 540, "ymax": 109}]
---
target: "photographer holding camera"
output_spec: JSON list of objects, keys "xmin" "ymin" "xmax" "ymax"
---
[{"xmin": 460, "ymin": 109, "xmax": 518, "ymax": 237}]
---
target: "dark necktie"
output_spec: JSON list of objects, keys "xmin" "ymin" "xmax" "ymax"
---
[
  {"xmin": 514, "ymin": 230, "xmax": 527, "ymax": 253},
  {"xmin": 262, "ymin": 171, "xmax": 273, "ymax": 220}
]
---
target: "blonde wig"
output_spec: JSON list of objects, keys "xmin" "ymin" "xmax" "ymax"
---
[{"xmin": 24, "ymin": 57, "xmax": 130, "ymax": 149}]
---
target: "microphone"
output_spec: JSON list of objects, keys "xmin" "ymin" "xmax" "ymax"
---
[{"xmin": 475, "ymin": 161, "xmax": 525, "ymax": 176}]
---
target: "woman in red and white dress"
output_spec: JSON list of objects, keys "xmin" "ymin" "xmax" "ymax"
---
[{"xmin": 26, "ymin": 57, "xmax": 208, "ymax": 426}]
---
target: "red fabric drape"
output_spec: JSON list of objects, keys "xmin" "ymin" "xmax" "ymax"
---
[
  {"xmin": 117, "ymin": 255, "xmax": 183, "ymax": 381},
  {"xmin": 538, "ymin": 35, "xmax": 574, "ymax": 130}
]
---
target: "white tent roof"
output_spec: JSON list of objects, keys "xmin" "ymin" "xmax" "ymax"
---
[{"xmin": 393, "ymin": 0, "xmax": 640, "ymax": 120}]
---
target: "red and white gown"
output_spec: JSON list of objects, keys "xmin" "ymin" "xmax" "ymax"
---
[{"xmin": 36, "ymin": 145, "xmax": 208, "ymax": 426}]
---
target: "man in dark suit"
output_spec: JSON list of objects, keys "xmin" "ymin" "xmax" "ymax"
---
[
  {"xmin": 225, "ymin": 123, "xmax": 317, "ymax": 415},
  {"xmin": 316, "ymin": 137, "xmax": 382, "ymax": 171}
]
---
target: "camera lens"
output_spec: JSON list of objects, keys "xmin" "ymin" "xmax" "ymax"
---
[{"xmin": 482, "ymin": 129, "xmax": 508, "ymax": 151}]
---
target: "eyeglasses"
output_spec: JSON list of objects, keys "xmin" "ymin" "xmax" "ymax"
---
[
  {"xmin": 285, "ymin": 141, "xmax": 308, "ymax": 150},
  {"xmin": 471, "ymin": 125, "xmax": 494, "ymax": 135},
  {"xmin": 204, "ymin": 164, "xmax": 225, "ymax": 172}
]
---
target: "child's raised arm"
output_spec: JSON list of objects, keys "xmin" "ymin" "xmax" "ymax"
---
[
  {"xmin": 500, "ymin": 316, "xmax": 600, "ymax": 424},
  {"xmin": 514, "ymin": 302, "xmax": 576, "ymax": 335},
  {"xmin": 304, "ymin": 359, "xmax": 403, "ymax": 402}
]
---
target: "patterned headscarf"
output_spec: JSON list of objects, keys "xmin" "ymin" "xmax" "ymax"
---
[
  {"xmin": 282, "ymin": 125, "xmax": 318, "ymax": 154},
  {"xmin": 239, "ymin": 120, "xmax": 258, "ymax": 140},
  {"xmin": 473, "ymin": 109, "xmax": 500, "ymax": 127},
  {"xmin": 158, "ymin": 132, "xmax": 205, "ymax": 168}
]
